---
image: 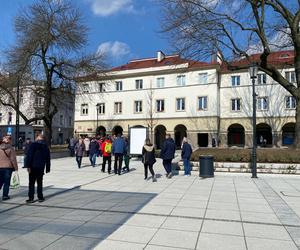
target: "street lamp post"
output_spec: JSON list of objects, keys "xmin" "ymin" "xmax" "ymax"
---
[{"xmin": 249, "ymin": 63, "xmax": 258, "ymax": 178}]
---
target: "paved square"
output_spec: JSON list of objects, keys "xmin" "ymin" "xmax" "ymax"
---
[{"xmin": 0, "ymin": 156, "xmax": 300, "ymax": 249}]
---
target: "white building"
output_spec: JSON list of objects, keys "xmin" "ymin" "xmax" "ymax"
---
[
  {"xmin": 75, "ymin": 50, "xmax": 296, "ymax": 148},
  {"xmin": 0, "ymin": 86, "xmax": 74, "ymax": 144}
]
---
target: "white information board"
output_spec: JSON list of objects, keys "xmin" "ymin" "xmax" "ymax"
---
[{"xmin": 129, "ymin": 127, "xmax": 148, "ymax": 155}]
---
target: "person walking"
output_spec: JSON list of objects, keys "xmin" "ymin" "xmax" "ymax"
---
[
  {"xmin": 75, "ymin": 139, "xmax": 85, "ymax": 168},
  {"xmin": 69, "ymin": 137, "xmax": 76, "ymax": 157},
  {"xmin": 0, "ymin": 136, "xmax": 18, "ymax": 201},
  {"xmin": 142, "ymin": 138, "xmax": 157, "ymax": 182},
  {"xmin": 23, "ymin": 138, "xmax": 32, "ymax": 168},
  {"xmin": 181, "ymin": 137, "xmax": 193, "ymax": 176},
  {"xmin": 160, "ymin": 134, "xmax": 176, "ymax": 178},
  {"xmin": 112, "ymin": 133, "xmax": 126, "ymax": 175},
  {"xmin": 83, "ymin": 137, "xmax": 90, "ymax": 157},
  {"xmin": 24, "ymin": 134, "xmax": 50, "ymax": 203},
  {"xmin": 89, "ymin": 138, "xmax": 99, "ymax": 167},
  {"xmin": 123, "ymin": 137, "xmax": 130, "ymax": 172},
  {"xmin": 101, "ymin": 136, "xmax": 112, "ymax": 173}
]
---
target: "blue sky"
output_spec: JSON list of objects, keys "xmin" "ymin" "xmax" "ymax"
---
[{"xmin": 0, "ymin": 0, "xmax": 170, "ymax": 66}]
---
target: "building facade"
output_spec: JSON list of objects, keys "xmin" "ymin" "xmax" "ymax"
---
[
  {"xmin": 74, "ymin": 50, "xmax": 296, "ymax": 148},
  {"xmin": 0, "ymin": 86, "xmax": 74, "ymax": 145}
]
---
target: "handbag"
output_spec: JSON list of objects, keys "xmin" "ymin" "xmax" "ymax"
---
[{"xmin": 10, "ymin": 172, "xmax": 20, "ymax": 189}]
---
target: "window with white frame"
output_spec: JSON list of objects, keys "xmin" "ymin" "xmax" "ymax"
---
[
  {"xmin": 114, "ymin": 102, "xmax": 122, "ymax": 114},
  {"xmin": 231, "ymin": 75, "xmax": 240, "ymax": 86},
  {"xmin": 60, "ymin": 115, "xmax": 64, "ymax": 126},
  {"xmin": 176, "ymin": 98, "xmax": 185, "ymax": 111},
  {"xmin": 134, "ymin": 101, "xmax": 143, "ymax": 113},
  {"xmin": 285, "ymin": 71, "xmax": 296, "ymax": 83},
  {"xmin": 257, "ymin": 97, "xmax": 269, "ymax": 110},
  {"xmin": 135, "ymin": 79, "xmax": 143, "ymax": 89},
  {"xmin": 98, "ymin": 83, "xmax": 105, "ymax": 92},
  {"xmin": 20, "ymin": 94, "xmax": 24, "ymax": 104},
  {"xmin": 199, "ymin": 73, "xmax": 208, "ymax": 84},
  {"xmin": 285, "ymin": 96, "xmax": 296, "ymax": 109},
  {"xmin": 0, "ymin": 113, "xmax": 2, "ymax": 123},
  {"xmin": 257, "ymin": 73, "xmax": 267, "ymax": 85},
  {"xmin": 8, "ymin": 112, "xmax": 12, "ymax": 125},
  {"xmin": 231, "ymin": 99, "xmax": 241, "ymax": 111},
  {"xmin": 156, "ymin": 77, "xmax": 165, "ymax": 88},
  {"xmin": 97, "ymin": 103, "xmax": 105, "ymax": 114},
  {"xmin": 156, "ymin": 99, "xmax": 165, "ymax": 112},
  {"xmin": 35, "ymin": 97, "xmax": 44, "ymax": 107},
  {"xmin": 82, "ymin": 84, "xmax": 89, "ymax": 93},
  {"xmin": 198, "ymin": 96, "xmax": 208, "ymax": 110},
  {"xmin": 81, "ymin": 104, "xmax": 88, "ymax": 115},
  {"xmin": 116, "ymin": 81, "xmax": 123, "ymax": 91},
  {"xmin": 177, "ymin": 75, "xmax": 186, "ymax": 86}
]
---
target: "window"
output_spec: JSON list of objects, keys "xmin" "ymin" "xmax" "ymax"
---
[
  {"xmin": 8, "ymin": 112, "xmax": 12, "ymax": 125},
  {"xmin": 35, "ymin": 97, "xmax": 44, "ymax": 107},
  {"xmin": 60, "ymin": 115, "xmax": 64, "ymax": 126},
  {"xmin": 135, "ymin": 79, "xmax": 143, "ymax": 89},
  {"xmin": 156, "ymin": 99, "xmax": 165, "ymax": 112},
  {"xmin": 114, "ymin": 102, "xmax": 122, "ymax": 114},
  {"xmin": 176, "ymin": 98, "xmax": 185, "ymax": 111},
  {"xmin": 177, "ymin": 75, "xmax": 186, "ymax": 86},
  {"xmin": 257, "ymin": 73, "xmax": 267, "ymax": 85},
  {"xmin": 198, "ymin": 96, "xmax": 208, "ymax": 110},
  {"xmin": 134, "ymin": 101, "xmax": 143, "ymax": 113},
  {"xmin": 285, "ymin": 96, "xmax": 296, "ymax": 109},
  {"xmin": 98, "ymin": 83, "xmax": 105, "ymax": 92},
  {"xmin": 285, "ymin": 71, "xmax": 296, "ymax": 83},
  {"xmin": 20, "ymin": 94, "xmax": 24, "ymax": 104},
  {"xmin": 116, "ymin": 81, "xmax": 123, "ymax": 91},
  {"xmin": 231, "ymin": 99, "xmax": 241, "ymax": 111},
  {"xmin": 257, "ymin": 97, "xmax": 268, "ymax": 110},
  {"xmin": 82, "ymin": 84, "xmax": 89, "ymax": 93},
  {"xmin": 199, "ymin": 73, "xmax": 208, "ymax": 84},
  {"xmin": 81, "ymin": 104, "xmax": 88, "ymax": 115},
  {"xmin": 0, "ymin": 113, "xmax": 2, "ymax": 123},
  {"xmin": 231, "ymin": 75, "xmax": 240, "ymax": 86},
  {"xmin": 156, "ymin": 77, "xmax": 165, "ymax": 88},
  {"xmin": 68, "ymin": 116, "xmax": 72, "ymax": 126},
  {"xmin": 97, "ymin": 103, "xmax": 105, "ymax": 114}
]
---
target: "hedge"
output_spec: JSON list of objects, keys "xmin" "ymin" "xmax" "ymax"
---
[{"xmin": 191, "ymin": 148, "xmax": 300, "ymax": 163}]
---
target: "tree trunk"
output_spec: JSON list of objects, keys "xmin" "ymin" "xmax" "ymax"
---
[
  {"xmin": 44, "ymin": 119, "xmax": 52, "ymax": 146},
  {"xmin": 295, "ymin": 99, "xmax": 300, "ymax": 149}
]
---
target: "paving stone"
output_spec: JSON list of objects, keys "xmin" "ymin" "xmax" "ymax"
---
[
  {"xmin": 150, "ymin": 228, "xmax": 198, "ymax": 249},
  {"xmin": 0, "ymin": 227, "xmax": 27, "ymax": 245},
  {"xmin": 108, "ymin": 225, "xmax": 157, "ymax": 244},
  {"xmin": 124, "ymin": 214, "xmax": 166, "ymax": 228},
  {"xmin": 246, "ymin": 237, "xmax": 298, "ymax": 250},
  {"xmin": 196, "ymin": 232, "xmax": 246, "ymax": 250},
  {"xmin": 1, "ymin": 231, "xmax": 61, "ymax": 250},
  {"xmin": 161, "ymin": 217, "xmax": 202, "ymax": 232},
  {"xmin": 94, "ymin": 239, "xmax": 145, "ymax": 250},
  {"xmin": 1, "ymin": 216, "xmax": 52, "ymax": 231},
  {"xmin": 202, "ymin": 220, "xmax": 243, "ymax": 236}
]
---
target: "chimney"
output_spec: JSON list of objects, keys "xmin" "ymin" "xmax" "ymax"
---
[
  {"xmin": 157, "ymin": 50, "xmax": 165, "ymax": 62},
  {"xmin": 211, "ymin": 50, "xmax": 222, "ymax": 64}
]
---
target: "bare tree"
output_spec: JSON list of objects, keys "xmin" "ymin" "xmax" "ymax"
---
[
  {"xmin": 160, "ymin": 0, "xmax": 300, "ymax": 147},
  {"xmin": 145, "ymin": 80, "xmax": 158, "ymax": 143},
  {"xmin": 0, "ymin": 0, "xmax": 105, "ymax": 144}
]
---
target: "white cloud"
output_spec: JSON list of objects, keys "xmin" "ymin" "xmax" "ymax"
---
[
  {"xmin": 87, "ymin": 0, "xmax": 135, "ymax": 17},
  {"xmin": 97, "ymin": 41, "xmax": 131, "ymax": 62}
]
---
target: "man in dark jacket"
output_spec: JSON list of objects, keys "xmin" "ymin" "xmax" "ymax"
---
[
  {"xmin": 112, "ymin": 134, "xmax": 126, "ymax": 175},
  {"xmin": 181, "ymin": 137, "xmax": 193, "ymax": 176},
  {"xmin": 24, "ymin": 134, "xmax": 50, "ymax": 203},
  {"xmin": 89, "ymin": 138, "xmax": 99, "ymax": 167},
  {"xmin": 160, "ymin": 134, "xmax": 176, "ymax": 178}
]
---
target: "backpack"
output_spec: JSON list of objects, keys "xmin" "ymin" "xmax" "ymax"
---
[{"xmin": 104, "ymin": 142, "xmax": 112, "ymax": 154}]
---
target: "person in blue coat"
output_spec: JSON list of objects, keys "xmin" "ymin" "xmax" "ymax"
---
[
  {"xmin": 112, "ymin": 134, "xmax": 126, "ymax": 175},
  {"xmin": 24, "ymin": 134, "xmax": 50, "ymax": 203},
  {"xmin": 181, "ymin": 137, "xmax": 193, "ymax": 176},
  {"xmin": 160, "ymin": 134, "xmax": 176, "ymax": 178},
  {"xmin": 89, "ymin": 138, "xmax": 99, "ymax": 167}
]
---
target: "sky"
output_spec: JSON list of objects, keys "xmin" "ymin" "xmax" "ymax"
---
[{"xmin": 0, "ymin": 0, "xmax": 171, "ymax": 67}]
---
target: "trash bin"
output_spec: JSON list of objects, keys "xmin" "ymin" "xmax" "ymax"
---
[{"xmin": 199, "ymin": 155, "xmax": 214, "ymax": 178}]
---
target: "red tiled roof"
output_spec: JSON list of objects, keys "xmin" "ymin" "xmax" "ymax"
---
[
  {"xmin": 111, "ymin": 55, "xmax": 219, "ymax": 71},
  {"xmin": 221, "ymin": 50, "xmax": 295, "ymax": 72}
]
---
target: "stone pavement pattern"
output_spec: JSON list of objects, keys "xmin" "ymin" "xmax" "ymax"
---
[{"xmin": 0, "ymin": 156, "xmax": 300, "ymax": 249}]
